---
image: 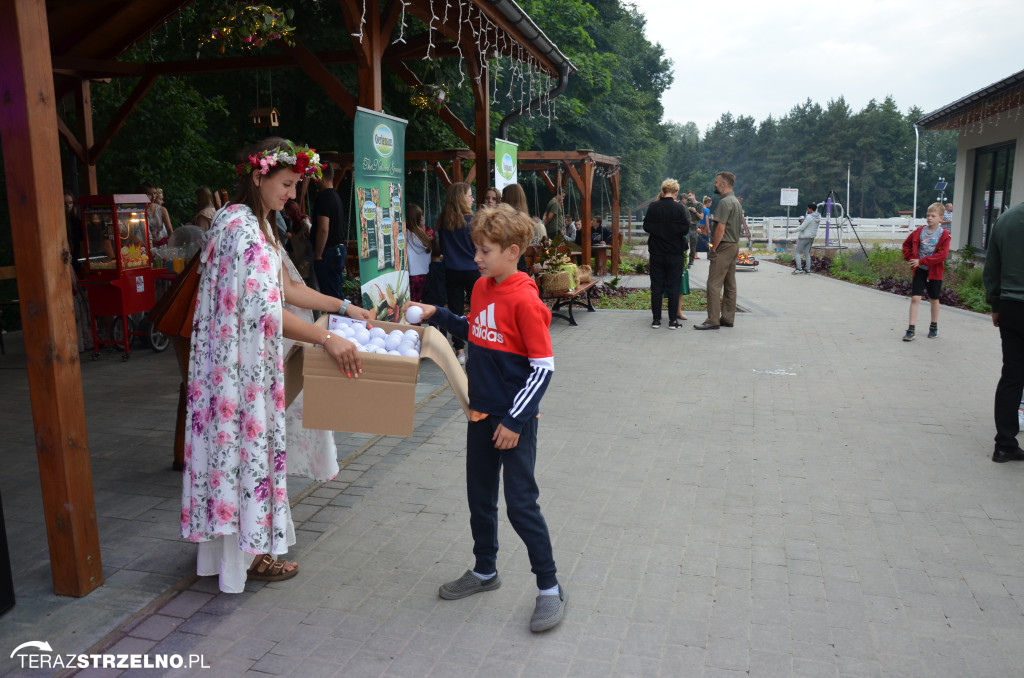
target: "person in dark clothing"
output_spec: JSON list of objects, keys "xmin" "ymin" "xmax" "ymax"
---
[
  {"xmin": 312, "ymin": 164, "xmax": 346, "ymax": 299},
  {"xmin": 575, "ymin": 216, "xmax": 613, "ymax": 246},
  {"xmin": 438, "ymin": 181, "xmax": 478, "ymax": 365},
  {"xmin": 983, "ymin": 200, "xmax": 1024, "ymax": 463},
  {"xmin": 64, "ymin": 189, "xmax": 83, "ymax": 275},
  {"xmin": 643, "ymin": 179, "xmax": 690, "ymax": 329}
]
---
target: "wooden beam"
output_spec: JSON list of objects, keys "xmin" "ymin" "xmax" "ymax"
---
[
  {"xmin": 466, "ymin": 53, "xmax": 489, "ymax": 194},
  {"xmin": 74, "ymin": 79, "xmax": 97, "ymax": 194},
  {"xmin": 56, "ymin": 114, "xmax": 85, "ymax": 161},
  {"xmin": 89, "ymin": 73, "xmax": 156, "ymax": 165},
  {"xmin": 360, "ymin": 1, "xmax": 383, "ymax": 110},
  {"xmin": 381, "ymin": 0, "xmax": 403, "ymax": 40},
  {"xmin": 538, "ymin": 170, "xmax": 556, "ymax": 195},
  {"xmin": 389, "ymin": 61, "xmax": 475, "ymax": 148},
  {"xmin": 337, "ymin": 0, "xmax": 383, "ymax": 110},
  {"xmin": 283, "ymin": 41, "xmax": 357, "ymax": 119},
  {"xmin": 432, "ymin": 162, "xmax": 452, "ymax": 187},
  {"xmin": 579, "ymin": 159, "xmax": 594, "ymax": 267},
  {"xmin": 0, "ymin": 0, "xmax": 103, "ymax": 597},
  {"xmin": 606, "ymin": 171, "xmax": 622, "ymax": 272}
]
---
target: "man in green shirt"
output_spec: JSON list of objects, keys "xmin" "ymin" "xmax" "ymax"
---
[
  {"xmin": 983, "ymin": 200, "xmax": 1024, "ymax": 462},
  {"xmin": 543, "ymin": 192, "xmax": 564, "ymax": 241},
  {"xmin": 695, "ymin": 171, "xmax": 742, "ymax": 330}
]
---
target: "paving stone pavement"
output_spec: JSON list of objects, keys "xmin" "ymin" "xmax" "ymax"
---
[{"xmin": 3, "ymin": 258, "xmax": 1023, "ymax": 677}]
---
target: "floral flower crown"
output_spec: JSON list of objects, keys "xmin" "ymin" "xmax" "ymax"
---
[{"xmin": 236, "ymin": 142, "xmax": 323, "ymax": 181}]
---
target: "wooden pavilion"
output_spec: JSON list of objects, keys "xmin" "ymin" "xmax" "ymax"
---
[
  {"xmin": 405, "ymin": 148, "xmax": 623, "ymax": 274},
  {"xmin": 0, "ymin": 0, "xmax": 573, "ymax": 597}
]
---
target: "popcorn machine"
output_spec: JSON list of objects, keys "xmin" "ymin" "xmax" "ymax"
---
[{"xmin": 78, "ymin": 194, "xmax": 163, "ymax": 360}]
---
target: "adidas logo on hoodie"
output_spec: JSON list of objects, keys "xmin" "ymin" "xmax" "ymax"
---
[{"xmin": 470, "ymin": 302, "xmax": 504, "ymax": 344}]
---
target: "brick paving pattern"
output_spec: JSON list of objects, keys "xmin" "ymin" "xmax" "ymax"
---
[{"xmin": 2, "ymin": 258, "xmax": 1022, "ymax": 677}]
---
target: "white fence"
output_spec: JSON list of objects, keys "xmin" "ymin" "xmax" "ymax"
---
[
  {"xmin": 746, "ymin": 217, "xmax": 917, "ymax": 249},
  {"xmin": 614, "ymin": 215, "xmax": 917, "ymax": 248}
]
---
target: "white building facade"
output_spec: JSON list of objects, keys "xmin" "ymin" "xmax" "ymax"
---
[{"xmin": 918, "ymin": 69, "xmax": 1024, "ymax": 254}]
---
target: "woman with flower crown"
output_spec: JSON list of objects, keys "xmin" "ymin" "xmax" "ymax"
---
[{"xmin": 181, "ymin": 137, "xmax": 373, "ymax": 592}]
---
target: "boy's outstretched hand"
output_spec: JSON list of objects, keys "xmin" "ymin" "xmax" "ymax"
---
[
  {"xmin": 402, "ymin": 301, "xmax": 436, "ymax": 323},
  {"xmin": 492, "ymin": 423, "xmax": 520, "ymax": 450}
]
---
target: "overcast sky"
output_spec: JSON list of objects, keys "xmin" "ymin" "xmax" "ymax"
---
[{"xmin": 629, "ymin": 0, "xmax": 1024, "ymax": 134}]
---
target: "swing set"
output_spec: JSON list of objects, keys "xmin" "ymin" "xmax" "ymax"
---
[{"xmin": 404, "ymin": 147, "xmax": 623, "ymax": 275}]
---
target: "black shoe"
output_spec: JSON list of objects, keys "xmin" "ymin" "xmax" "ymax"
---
[
  {"xmin": 693, "ymin": 322, "xmax": 720, "ymax": 331},
  {"xmin": 992, "ymin": 448, "xmax": 1024, "ymax": 463},
  {"xmin": 927, "ymin": 327, "xmax": 938, "ymax": 338},
  {"xmin": 651, "ymin": 320, "xmax": 661, "ymax": 329},
  {"xmin": 719, "ymin": 321, "xmax": 734, "ymax": 327},
  {"xmin": 668, "ymin": 321, "xmax": 681, "ymax": 330},
  {"xmin": 902, "ymin": 329, "xmax": 915, "ymax": 342}
]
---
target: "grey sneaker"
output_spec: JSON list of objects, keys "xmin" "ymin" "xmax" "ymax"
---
[
  {"xmin": 530, "ymin": 585, "xmax": 568, "ymax": 632},
  {"xmin": 439, "ymin": 570, "xmax": 501, "ymax": 600}
]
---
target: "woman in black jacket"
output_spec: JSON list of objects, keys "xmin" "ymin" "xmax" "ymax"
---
[{"xmin": 642, "ymin": 179, "xmax": 690, "ymax": 329}]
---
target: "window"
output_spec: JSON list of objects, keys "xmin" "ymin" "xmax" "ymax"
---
[{"xmin": 968, "ymin": 142, "xmax": 1015, "ymax": 251}]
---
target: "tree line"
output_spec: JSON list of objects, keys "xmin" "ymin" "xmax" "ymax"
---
[{"xmin": 661, "ymin": 97, "xmax": 957, "ymax": 219}]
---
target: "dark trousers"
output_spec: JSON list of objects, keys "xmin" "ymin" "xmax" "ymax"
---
[
  {"xmin": 445, "ymin": 268, "xmax": 480, "ymax": 351},
  {"xmin": 995, "ymin": 300, "xmax": 1024, "ymax": 452},
  {"xmin": 313, "ymin": 246, "xmax": 346, "ymax": 300},
  {"xmin": 466, "ymin": 417, "xmax": 557, "ymax": 590},
  {"xmin": 649, "ymin": 253, "xmax": 684, "ymax": 323}
]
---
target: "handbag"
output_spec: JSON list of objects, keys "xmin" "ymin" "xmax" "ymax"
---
[{"xmin": 150, "ymin": 251, "xmax": 201, "ymax": 339}]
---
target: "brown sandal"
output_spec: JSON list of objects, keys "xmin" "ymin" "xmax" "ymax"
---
[{"xmin": 247, "ymin": 554, "xmax": 299, "ymax": 582}]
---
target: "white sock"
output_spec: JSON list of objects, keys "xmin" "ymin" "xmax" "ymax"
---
[
  {"xmin": 472, "ymin": 570, "xmax": 496, "ymax": 581},
  {"xmin": 539, "ymin": 584, "xmax": 560, "ymax": 596}
]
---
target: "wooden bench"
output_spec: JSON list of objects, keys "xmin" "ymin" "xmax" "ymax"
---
[
  {"xmin": 539, "ymin": 279, "xmax": 599, "ymax": 326},
  {"xmin": 0, "ymin": 265, "xmax": 18, "ymax": 355}
]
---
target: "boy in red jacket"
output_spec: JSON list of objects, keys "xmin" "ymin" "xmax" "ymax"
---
[
  {"xmin": 902, "ymin": 202, "xmax": 952, "ymax": 340},
  {"xmin": 404, "ymin": 203, "xmax": 567, "ymax": 633}
]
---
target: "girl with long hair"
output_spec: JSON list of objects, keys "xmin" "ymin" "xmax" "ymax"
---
[
  {"xmin": 437, "ymin": 181, "xmax": 478, "ymax": 364},
  {"xmin": 182, "ymin": 137, "xmax": 373, "ymax": 594},
  {"xmin": 405, "ymin": 203, "xmax": 432, "ymax": 302},
  {"xmin": 194, "ymin": 187, "xmax": 217, "ymax": 231}
]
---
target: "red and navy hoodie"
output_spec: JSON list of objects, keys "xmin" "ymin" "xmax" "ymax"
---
[{"xmin": 431, "ymin": 271, "xmax": 554, "ymax": 433}]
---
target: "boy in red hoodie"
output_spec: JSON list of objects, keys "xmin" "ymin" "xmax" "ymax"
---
[
  {"xmin": 404, "ymin": 203, "xmax": 566, "ymax": 632},
  {"xmin": 902, "ymin": 202, "xmax": 952, "ymax": 340}
]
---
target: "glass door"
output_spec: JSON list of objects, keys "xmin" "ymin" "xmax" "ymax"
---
[{"xmin": 968, "ymin": 142, "xmax": 1015, "ymax": 250}]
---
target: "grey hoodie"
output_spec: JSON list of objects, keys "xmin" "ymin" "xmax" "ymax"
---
[{"xmin": 795, "ymin": 211, "xmax": 821, "ymax": 239}]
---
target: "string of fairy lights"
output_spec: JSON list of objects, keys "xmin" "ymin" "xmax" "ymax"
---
[
  {"xmin": 378, "ymin": 0, "xmax": 559, "ymax": 123},
  {"xmin": 950, "ymin": 84, "xmax": 1024, "ymax": 136},
  {"xmin": 145, "ymin": 1, "xmax": 559, "ymax": 126}
]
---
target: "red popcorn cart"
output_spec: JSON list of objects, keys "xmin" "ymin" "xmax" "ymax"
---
[{"xmin": 78, "ymin": 194, "xmax": 163, "ymax": 360}]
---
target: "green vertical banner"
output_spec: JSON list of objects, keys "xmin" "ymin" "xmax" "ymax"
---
[
  {"xmin": 354, "ymin": 107, "xmax": 408, "ymax": 322},
  {"xmin": 494, "ymin": 138, "xmax": 518, "ymax": 192}
]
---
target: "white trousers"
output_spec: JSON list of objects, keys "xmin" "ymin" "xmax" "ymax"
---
[{"xmin": 196, "ymin": 534, "xmax": 248, "ymax": 594}]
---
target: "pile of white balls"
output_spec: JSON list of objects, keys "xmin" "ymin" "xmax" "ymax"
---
[{"xmin": 329, "ymin": 323, "xmax": 421, "ymax": 358}]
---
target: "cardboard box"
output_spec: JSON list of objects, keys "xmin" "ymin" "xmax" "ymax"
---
[{"xmin": 284, "ymin": 315, "xmax": 470, "ymax": 436}]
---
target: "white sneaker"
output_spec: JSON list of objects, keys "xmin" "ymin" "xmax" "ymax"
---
[{"xmin": 457, "ymin": 352, "xmax": 467, "ymax": 366}]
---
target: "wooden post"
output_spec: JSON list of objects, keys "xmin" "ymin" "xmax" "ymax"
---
[
  {"xmin": 73, "ymin": 80, "xmax": 98, "ymax": 195},
  {"xmin": 342, "ymin": 0, "xmax": 383, "ymax": 111},
  {"xmin": 467, "ymin": 58, "xmax": 489, "ymax": 195},
  {"xmin": 0, "ymin": 0, "xmax": 103, "ymax": 596},
  {"xmin": 609, "ymin": 170, "xmax": 621, "ymax": 273}
]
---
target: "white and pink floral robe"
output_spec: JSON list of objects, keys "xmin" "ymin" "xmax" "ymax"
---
[{"xmin": 181, "ymin": 204, "xmax": 294, "ymax": 557}]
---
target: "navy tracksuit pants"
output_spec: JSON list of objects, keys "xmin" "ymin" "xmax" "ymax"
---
[{"xmin": 466, "ymin": 416, "xmax": 558, "ymax": 590}]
